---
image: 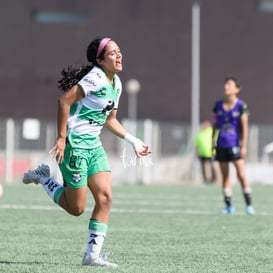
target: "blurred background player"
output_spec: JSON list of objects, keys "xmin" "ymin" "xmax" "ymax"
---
[
  {"xmin": 0, "ymin": 184, "xmax": 3, "ymax": 198},
  {"xmin": 23, "ymin": 37, "xmax": 150, "ymax": 267},
  {"xmin": 212, "ymin": 76, "xmax": 255, "ymax": 215},
  {"xmin": 195, "ymin": 120, "xmax": 216, "ymax": 184}
]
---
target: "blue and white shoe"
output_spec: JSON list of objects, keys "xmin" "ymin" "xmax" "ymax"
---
[
  {"xmin": 222, "ymin": 206, "xmax": 235, "ymax": 214},
  {"xmin": 23, "ymin": 164, "xmax": 50, "ymax": 185},
  {"xmin": 246, "ymin": 205, "xmax": 256, "ymax": 215}
]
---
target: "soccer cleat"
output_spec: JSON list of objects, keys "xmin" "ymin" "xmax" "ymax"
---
[
  {"xmin": 23, "ymin": 164, "xmax": 50, "ymax": 185},
  {"xmin": 222, "ymin": 206, "xmax": 235, "ymax": 214},
  {"xmin": 246, "ymin": 205, "xmax": 256, "ymax": 215},
  {"xmin": 82, "ymin": 253, "xmax": 118, "ymax": 267}
]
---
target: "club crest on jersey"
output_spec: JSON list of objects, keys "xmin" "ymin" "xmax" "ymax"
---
[
  {"xmin": 97, "ymin": 87, "xmax": 107, "ymax": 96},
  {"xmin": 102, "ymin": 100, "xmax": 115, "ymax": 114},
  {"xmin": 72, "ymin": 171, "xmax": 81, "ymax": 183}
]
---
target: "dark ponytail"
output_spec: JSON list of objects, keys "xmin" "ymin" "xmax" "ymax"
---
[
  {"xmin": 58, "ymin": 37, "xmax": 107, "ymax": 92},
  {"xmin": 58, "ymin": 65, "xmax": 92, "ymax": 92}
]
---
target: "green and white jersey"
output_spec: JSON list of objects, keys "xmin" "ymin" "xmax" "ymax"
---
[{"xmin": 67, "ymin": 66, "xmax": 122, "ymax": 149}]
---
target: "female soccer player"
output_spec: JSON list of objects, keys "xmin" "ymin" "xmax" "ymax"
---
[
  {"xmin": 23, "ymin": 37, "xmax": 150, "ymax": 267},
  {"xmin": 212, "ymin": 76, "xmax": 255, "ymax": 215}
]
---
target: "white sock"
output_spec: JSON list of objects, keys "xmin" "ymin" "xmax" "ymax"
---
[
  {"xmin": 40, "ymin": 177, "xmax": 64, "ymax": 204},
  {"xmin": 86, "ymin": 230, "xmax": 106, "ymax": 259}
]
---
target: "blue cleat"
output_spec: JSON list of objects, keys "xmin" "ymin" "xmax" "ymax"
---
[
  {"xmin": 246, "ymin": 205, "xmax": 256, "ymax": 215},
  {"xmin": 222, "ymin": 206, "xmax": 235, "ymax": 214}
]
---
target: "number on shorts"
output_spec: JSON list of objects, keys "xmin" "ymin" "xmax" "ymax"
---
[{"xmin": 69, "ymin": 155, "xmax": 83, "ymax": 169}]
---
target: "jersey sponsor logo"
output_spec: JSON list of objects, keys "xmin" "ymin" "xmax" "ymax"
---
[
  {"xmin": 96, "ymin": 72, "xmax": 102, "ymax": 79},
  {"xmin": 221, "ymin": 123, "xmax": 235, "ymax": 134},
  {"xmin": 83, "ymin": 78, "xmax": 96, "ymax": 86},
  {"xmin": 96, "ymin": 87, "xmax": 107, "ymax": 96},
  {"xmin": 232, "ymin": 111, "xmax": 240, "ymax": 117}
]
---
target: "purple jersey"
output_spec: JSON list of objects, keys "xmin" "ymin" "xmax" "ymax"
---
[{"xmin": 213, "ymin": 99, "xmax": 248, "ymax": 148}]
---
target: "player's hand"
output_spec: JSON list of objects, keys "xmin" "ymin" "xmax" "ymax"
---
[
  {"xmin": 240, "ymin": 146, "xmax": 247, "ymax": 158},
  {"xmin": 49, "ymin": 137, "xmax": 66, "ymax": 163},
  {"xmin": 124, "ymin": 133, "xmax": 151, "ymax": 157},
  {"xmin": 135, "ymin": 143, "xmax": 151, "ymax": 157},
  {"xmin": 128, "ymin": 136, "xmax": 151, "ymax": 157}
]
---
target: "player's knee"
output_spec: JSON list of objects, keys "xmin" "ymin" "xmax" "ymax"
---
[
  {"xmin": 68, "ymin": 205, "xmax": 86, "ymax": 216},
  {"xmin": 98, "ymin": 191, "xmax": 112, "ymax": 209},
  {"xmin": 104, "ymin": 192, "xmax": 112, "ymax": 208}
]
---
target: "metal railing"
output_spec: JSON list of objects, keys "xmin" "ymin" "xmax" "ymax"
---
[{"xmin": 0, "ymin": 118, "xmax": 272, "ymax": 184}]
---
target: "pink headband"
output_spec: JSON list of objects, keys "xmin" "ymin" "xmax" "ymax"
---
[{"xmin": 96, "ymin": 38, "xmax": 111, "ymax": 58}]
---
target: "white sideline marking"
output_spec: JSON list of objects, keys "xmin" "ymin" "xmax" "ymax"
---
[
  {"xmin": 0, "ymin": 203, "xmax": 268, "ymax": 216},
  {"xmin": 0, "ymin": 203, "xmax": 215, "ymax": 215},
  {"xmin": 114, "ymin": 194, "xmax": 222, "ymax": 202},
  {"xmin": 113, "ymin": 199, "xmax": 220, "ymax": 206},
  {"xmin": 0, "ymin": 204, "xmax": 61, "ymax": 211}
]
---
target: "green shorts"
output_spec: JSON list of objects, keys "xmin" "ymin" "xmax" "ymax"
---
[{"xmin": 59, "ymin": 143, "xmax": 111, "ymax": 189}]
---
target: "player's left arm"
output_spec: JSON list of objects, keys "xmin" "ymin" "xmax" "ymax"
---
[
  {"xmin": 240, "ymin": 108, "xmax": 249, "ymax": 158},
  {"xmin": 105, "ymin": 109, "xmax": 127, "ymax": 138},
  {"xmin": 105, "ymin": 110, "xmax": 151, "ymax": 157}
]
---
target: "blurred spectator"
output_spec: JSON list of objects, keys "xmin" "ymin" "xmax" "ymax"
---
[{"xmin": 195, "ymin": 120, "xmax": 216, "ymax": 184}]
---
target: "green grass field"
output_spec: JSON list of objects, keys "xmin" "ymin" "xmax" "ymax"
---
[{"xmin": 1, "ymin": 183, "xmax": 273, "ymax": 273}]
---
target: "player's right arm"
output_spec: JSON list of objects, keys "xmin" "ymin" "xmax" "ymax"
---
[
  {"xmin": 49, "ymin": 85, "xmax": 84, "ymax": 163},
  {"xmin": 212, "ymin": 120, "xmax": 218, "ymax": 150},
  {"xmin": 211, "ymin": 102, "xmax": 218, "ymax": 154}
]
